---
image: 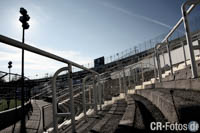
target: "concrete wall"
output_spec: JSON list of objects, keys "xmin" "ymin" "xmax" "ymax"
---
[
  {"xmin": 0, "ymin": 101, "xmax": 32, "ymax": 131},
  {"xmin": 135, "ymin": 89, "xmax": 178, "ymax": 123},
  {"xmin": 156, "ymin": 78, "xmax": 200, "ymax": 91},
  {"xmin": 135, "ymin": 87, "xmax": 200, "ymax": 124}
]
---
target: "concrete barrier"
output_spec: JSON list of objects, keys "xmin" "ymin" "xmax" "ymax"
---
[
  {"xmin": 135, "ymin": 87, "xmax": 200, "ymax": 124},
  {"xmin": 135, "ymin": 89, "xmax": 178, "ymax": 122},
  {"xmin": 155, "ymin": 78, "xmax": 200, "ymax": 91},
  {"xmin": 0, "ymin": 101, "xmax": 32, "ymax": 131}
]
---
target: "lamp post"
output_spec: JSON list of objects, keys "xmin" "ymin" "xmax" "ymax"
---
[{"xmin": 19, "ymin": 7, "xmax": 30, "ymax": 133}]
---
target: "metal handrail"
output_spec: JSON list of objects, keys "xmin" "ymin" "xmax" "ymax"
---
[
  {"xmin": 154, "ymin": 0, "xmax": 200, "ymax": 81},
  {"xmin": 82, "ymin": 75, "xmax": 98, "ymax": 121},
  {"xmin": 0, "ymin": 35, "xmax": 99, "ymax": 75},
  {"xmin": 52, "ymin": 67, "xmax": 74, "ymax": 133},
  {"xmin": 0, "ymin": 34, "xmax": 99, "ymax": 133},
  {"xmin": 161, "ymin": 4, "xmax": 196, "ymax": 43},
  {"xmin": 181, "ymin": 0, "xmax": 200, "ymax": 78}
]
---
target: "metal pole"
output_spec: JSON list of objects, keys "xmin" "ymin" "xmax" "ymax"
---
[
  {"xmin": 68, "ymin": 63, "xmax": 76, "ymax": 133},
  {"xmin": 123, "ymin": 68, "xmax": 127, "ymax": 95},
  {"xmin": 128, "ymin": 68, "xmax": 131, "ymax": 89},
  {"xmin": 141, "ymin": 63, "xmax": 144, "ymax": 82},
  {"xmin": 89, "ymin": 85, "xmax": 91, "ymax": 105},
  {"xmin": 153, "ymin": 53, "xmax": 157, "ymax": 80},
  {"xmin": 102, "ymin": 81, "xmax": 105, "ymax": 103},
  {"xmin": 52, "ymin": 70, "xmax": 59, "ymax": 133},
  {"xmin": 182, "ymin": 2, "xmax": 198, "ymax": 78},
  {"xmin": 9, "ymin": 68, "xmax": 11, "ymax": 82},
  {"xmin": 20, "ymin": 28, "xmax": 26, "ymax": 133},
  {"xmin": 198, "ymin": 40, "xmax": 200, "ymax": 56},
  {"xmin": 155, "ymin": 49, "xmax": 162, "ymax": 82},
  {"xmin": 98, "ymin": 82, "xmax": 102, "ymax": 110},
  {"xmin": 93, "ymin": 75, "xmax": 97, "ymax": 113},
  {"xmin": 181, "ymin": 41, "xmax": 187, "ymax": 66},
  {"xmin": 135, "ymin": 68, "xmax": 138, "ymax": 83},
  {"xmin": 82, "ymin": 77, "xmax": 87, "ymax": 121},
  {"xmin": 166, "ymin": 41, "xmax": 174, "ymax": 76},
  {"xmin": 97, "ymin": 76, "xmax": 102, "ymax": 110},
  {"xmin": 118, "ymin": 73, "xmax": 122, "ymax": 93},
  {"xmin": 162, "ymin": 51, "xmax": 166, "ymax": 67}
]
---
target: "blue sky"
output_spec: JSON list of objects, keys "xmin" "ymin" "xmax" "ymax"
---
[{"xmin": 0, "ymin": 0, "xmax": 199, "ymax": 79}]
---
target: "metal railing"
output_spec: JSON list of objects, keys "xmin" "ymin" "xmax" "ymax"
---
[
  {"xmin": 82, "ymin": 75, "xmax": 98, "ymax": 121},
  {"xmin": 154, "ymin": 0, "xmax": 200, "ymax": 82},
  {"xmin": 0, "ymin": 34, "xmax": 99, "ymax": 133}
]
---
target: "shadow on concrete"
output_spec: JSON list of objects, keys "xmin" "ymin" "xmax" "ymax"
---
[
  {"xmin": 115, "ymin": 94, "xmax": 171, "ymax": 133},
  {"xmin": 178, "ymin": 105, "xmax": 200, "ymax": 124}
]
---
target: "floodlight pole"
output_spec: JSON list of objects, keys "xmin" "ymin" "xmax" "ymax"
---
[
  {"xmin": 19, "ymin": 7, "xmax": 30, "ymax": 132},
  {"xmin": 21, "ymin": 27, "xmax": 26, "ymax": 133},
  {"xmin": 9, "ymin": 68, "xmax": 11, "ymax": 82}
]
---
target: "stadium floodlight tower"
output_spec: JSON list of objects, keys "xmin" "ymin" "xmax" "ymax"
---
[
  {"xmin": 19, "ymin": 7, "xmax": 30, "ymax": 133},
  {"xmin": 19, "ymin": 8, "xmax": 30, "ymax": 30}
]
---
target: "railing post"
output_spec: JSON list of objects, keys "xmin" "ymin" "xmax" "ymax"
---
[
  {"xmin": 118, "ymin": 73, "xmax": 122, "ymax": 93},
  {"xmin": 155, "ymin": 48, "xmax": 162, "ymax": 82},
  {"xmin": 166, "ymin": 41, "xmax": 174, "ymax": 76},
  {"xmin": 68, "ymin": 63, "xmax": 76, "ymax": 133},
  {"xmin": 198, "ymin": 40, "xmax": 200, "ymax": 55},
  {"xmin": 122, "ymin": 68, "xmax": 127, "ymax": 95},
  {"xmin": 98, "ymin": 83, "xmax": 102, "ymax": 110},
  {"xmin": 93, "ymin": 75, "xmax": 98, "ymax": 113},
  {"xmin": 89, "ymin": 85, "xmax": 91, "ymax": 105},
  {"xmin": 128, "ymin": 68, "xmax": 131, "ymax": 90},
  {"xmin": 135, "ymin": 67, "xmax": 138, "ymax": 84},
  {"xmin": 102, "ymin": 80, "xmax": 105, "ymax": 104},
  {"xmin": 52, "ymin": 67, "xmax": 68, "ymax": 133},
  {"xmin": 181, "ymin": 41, "xmax": 187, "ymax": 67},
  {"xmin": 162, "ymin": 51, "xmax": 166, "ymax": 66},
  {"xmin": 82, "ymin": 77, "xmax": 87, "ymax": 121},
  {"xmin": 52, "ymin": 75, "xmax": 59, "ymax": 133},
  {"xmin": 153, "ymin": 53, "xmax": 157, "ymax": 80},
  {"xmin": 182, "ymin": 1, "xmax": 199, "ymax": 78},
  {"xmin": 141, "ymin": 63, "xmax": 144, "ymax": 82},
  {"xmin": 97, "ymin": 76, "xmax": 102, "ymax": 110}
]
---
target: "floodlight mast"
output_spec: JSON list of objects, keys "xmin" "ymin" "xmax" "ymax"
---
[{"xmin": 19, "ymin": 7, "xmax": 30, "ymax": 133}]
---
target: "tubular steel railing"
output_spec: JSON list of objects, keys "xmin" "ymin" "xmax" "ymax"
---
[
  {"xmin": 155, "ymin": 0, "xmax": 200, "ymax": 82},
  {"xmin": 0, "ymin": 34, "xmax": 99, "ymax": 133}
]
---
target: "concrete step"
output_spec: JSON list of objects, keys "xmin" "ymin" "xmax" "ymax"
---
[
  {"xmin": 59, "ymin": 105, "xmax": 112, "ymax": 133},
  {"xmin": 115, "ymin": 94, "xmax": 167, "ymax": 133},
  {"xmin": 118, "ymin": 95, "xmax": 135, "ymax": 127},
  {"xmin": 59, "ymin": 98, "xmax": 126, "ymax": 133},
  {"xmin": 96, "ymin": 99, "xmax": 127, "ymax": 133},
  {"xmin": 90, "ymin": 103, "xmax": 118, "ymax": 132}
]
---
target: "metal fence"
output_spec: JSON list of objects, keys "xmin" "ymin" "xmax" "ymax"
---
[
  {"xmin": 80, "ymin": 15, "xmax": 200, "ymax": 69},
  {"xmin": 0, "ymin": 72, "xmax": 31, "ymax": 111}
]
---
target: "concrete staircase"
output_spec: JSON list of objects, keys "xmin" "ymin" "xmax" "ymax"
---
[
  {"xmin": 58, "ymin": 98, "xmax": 127, "ymax": 133},
  {"xmin": 57, "ymin": 93, "xmax": 172, "ymax": 133}
]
